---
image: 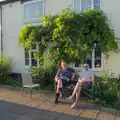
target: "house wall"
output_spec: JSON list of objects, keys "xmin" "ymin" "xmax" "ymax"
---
[
  {"xmin": 1, "ymin": 0, "xmax": 120, "ymax": 75},
  {"xmin": 102, "ymin": 0, "xmax": 120, "ymax": 76},
  {"xmin": 2, "ymin": 1, "xmax": 25, "ymax": 73},
  {"xmin": 1, "ymin": 0, "xmax": 73, "ymax": 73}
]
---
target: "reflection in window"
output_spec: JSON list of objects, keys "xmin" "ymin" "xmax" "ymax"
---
[
  {"xmin": 24, "ymin": 44, "xmax": 38, "ymax": 67},
  {"xmin": 81, "ymin": 0, "xmax": 91, "ymax": 12},
  {"xmin": 31, "ymin": 52, "xmax": 37, "ymax": 66},
  {"xmin": 94, "ymin": 47, "xmax": 101, "ymax": 68},
  {"xmin": 93, "ymin": 0, "xmax": 100, "ymax": 9},
  {"xmin": 74, "ymin": 0, "xmax": 100, "ymax": 12},
  {"xmin": 74, "ymin": 47, "xmax": 102, "ymax": 69},
  {"xmin": 24, "ymin": 1, "xmax": 44, "ymax": 22},
  {"xmin": 86, "ymin": 55, "xmax": 92, "ymax": 68}
]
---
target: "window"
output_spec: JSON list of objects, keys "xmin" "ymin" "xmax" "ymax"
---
[
  {"xmin": 94, "ymin": 0, "xmax": 100, "ymax": 9},
  {"xmin": 24, "ymin": 0, "xmax": 44, "ymax": 22},
  {"xmin": 81, "ymin": 0, "xmax": 91, "ymax": 12},
  {"xmin": 25, "ymin": 44, "xmax": 39, "ymax": 67},
  {"xmin": 74, "ymin": 47, "xmax": 102, "ymax": 70},
  {"xmin": 73, "ymin": 0, "xmax": 100, "ymax": 12}
]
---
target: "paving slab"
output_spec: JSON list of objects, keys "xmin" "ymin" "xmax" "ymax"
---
[
  {"xmin": 79, "ymin": 110, "xmax": 98, "ymax": 120},
  {"xmin": 57, "ymin": 114, "xmax": 80, "ymax": 120},
  {"xmin": 26, "ymin": 109, "xmax": 60, "ymax": 120},
  {"xmin": 0, "ymin": 87, "xmax": 119, "ymax": 120},
  {"xmin": 96, "ymin": 112, "xmax": 115, "ymax": 120}
]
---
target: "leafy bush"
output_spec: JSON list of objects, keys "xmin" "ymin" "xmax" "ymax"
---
[
  {"xmin": 6, "ymin": 74, "xmax": 22, "ymax": 88},
  {"xmin": 91, "ymin": 72, "xmax": 120, "ymax": 108},
  {"xmin": 0, "ymin": 54, "xmax": 11, "ymax": 85},
  {"xmin": 29, "ymin": 64, "xmax": 57, "ymax": 89},
  {"xmin": 19, "ymin": 9, "xmax": 118, "ymax": 66},
  {"xmin": 114, "ymin": 100, "xmax": 120, "ymax": 110}
]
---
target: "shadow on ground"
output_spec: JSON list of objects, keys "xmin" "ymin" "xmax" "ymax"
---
[{"xmin": 0, "ymin": 100, "xmax": 98, "ymax": 120}]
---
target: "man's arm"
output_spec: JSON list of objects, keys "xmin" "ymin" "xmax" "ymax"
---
[{"xmin": 71, "ymin": 70, "xmax": 80, "ymax": 81}]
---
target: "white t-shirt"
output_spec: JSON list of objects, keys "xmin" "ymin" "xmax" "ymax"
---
[{"xmin": 79, "ymin": 70, "xmax": 94, "ymax": 82}]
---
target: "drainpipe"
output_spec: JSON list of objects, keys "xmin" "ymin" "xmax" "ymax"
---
[{"xmin": 0, "ymin": 5, "xmax": 3, "ymax": 52}]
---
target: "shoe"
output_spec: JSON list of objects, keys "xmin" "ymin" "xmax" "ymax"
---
[
  {"xmin": 66, "ymin": 96, "xmax": 73, "ymax": 100},
  {"xmin": 71, "ymin": 102, "xmax": 78, "ymax": 109}
]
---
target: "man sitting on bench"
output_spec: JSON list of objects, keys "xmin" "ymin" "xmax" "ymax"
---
[
  {"xmin": 54, "ymin": 60, "xmax": 77, "ymax": 103},
  {"xmin": 67, "ymin": 63, "xmax": 94, "ymax": 108}
]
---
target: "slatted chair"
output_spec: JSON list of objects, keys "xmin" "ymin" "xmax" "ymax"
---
[{"xmin": 21, "ymin": 72, "xmax": 40, "ymax": 98}]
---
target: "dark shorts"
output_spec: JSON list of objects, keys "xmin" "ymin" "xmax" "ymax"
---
[
  {"xmin": 82, "ymin": 82, "xmax": 92, "ymax": 89},
  {"xmin": 62, "ymin": 80, "xmax": 77, "ymax": 88}
]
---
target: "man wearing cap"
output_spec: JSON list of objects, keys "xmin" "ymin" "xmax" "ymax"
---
[{"xmin": 67, "ymin": 63, "xmax": 94, "ymax": 108}]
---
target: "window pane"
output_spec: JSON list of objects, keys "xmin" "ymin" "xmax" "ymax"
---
[
  {"xmin": 94, "ymin": 0, "xmax": 100, "ymax": 9},
  {"xmin": 74, "ymin": 0, "xmax": 80, "ymax": 13},
  {"xmin": 25, "ymin": 52, "xmax": 29, "ymax": 58},
  {"xmin": 24, "ymin": 1, "xmax": 43, "ymax": 21},
  {"xmin": 94, "ymin": 0, "xmax": 100, "ymax": 4},
  {"xmin": 75, "ymin": 63, "xmax": 81, "ymax": 67},
  {"xmin": 94, "ymin": 5, "xmax": 100, "ymax": 9},
  {"xmin": 25, "ymin": 48, "xmax": 29, "ymax": 51},
  {"xmin": 81, "ymin": 0, "xmax": 91, "ymax": 12},
  {"xmin": 31, "ymin": 44, "xmax": 36, "ymax": 50},
  {"xmin": 86, "ymin": 55, "xmax": 92, "ymax": 68},
  {"xmin": 94, "ymin": 48, "xmax": 101, "ymax": 68},
  {"xmin": 25, "ymin": 59, "xmax": 29, "ymax": 66},
  {"xmin": 31, "ymin": 52, "xmax": 37, "ymax": 59},
  {"xmin": 31, "ymin": 59, "xmax": 37, "ymax": 66}
]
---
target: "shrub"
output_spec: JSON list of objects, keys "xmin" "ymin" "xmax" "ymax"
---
[
  {"xmin": 6, "ymin": 73, "xmax": 22, "ymax": 88},
  {"xmin": 0, "ymin": 54, "xmax": 11, "ymax": 85},
  {"xmin": 29, "ymin": 64, "xmax": 57, "ymax": 89},
  {"xmin": 91, "ymin": 72, "xmax": 119, "ymax": 108},
  {"xmin": 114, "ymin": 100, "xmax": 120, "ymax": 110}
]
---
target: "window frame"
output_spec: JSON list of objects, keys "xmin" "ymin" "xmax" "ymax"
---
[
  {"xmin": 24, "ymin": 43, "xmax": 39, "ymax": 68},
  {"xmin": 72, "ymin": 0, "xmax": 101, "ymax": 12},
  {"xmin": 73, "ymin": 49, "xmax": 104, "ymax": 71},
  {"xmin": 23, "ymin": 0, "xmax": 45, "ymax": 24}
]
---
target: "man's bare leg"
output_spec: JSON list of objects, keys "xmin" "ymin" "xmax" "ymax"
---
[
  {"xmin": 71, "ymin": 85, "xmax": 82, "ymax": 108},
  {"xmin": 67, "ymin": 81, "xmax": 82, "ymax": 100}
]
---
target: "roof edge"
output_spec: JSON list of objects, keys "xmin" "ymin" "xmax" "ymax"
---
[{"xmin": 0, "ymin": 0, "xmax": 32, "ymax": 5}]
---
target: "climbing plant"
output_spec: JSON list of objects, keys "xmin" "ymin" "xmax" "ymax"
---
[{"xmin": 19, "ymin": 8, "xmax": 119, "ymax": 66}]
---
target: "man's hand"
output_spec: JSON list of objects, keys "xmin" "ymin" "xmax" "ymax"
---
[{"xmin": 78, "ymin": 78, "xmax": 85, "ymax": 83}]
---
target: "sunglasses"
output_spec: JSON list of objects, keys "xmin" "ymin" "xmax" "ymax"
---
[{"xmin": 84, "ymin": 66, "xmax": 88, "ymax": 67}]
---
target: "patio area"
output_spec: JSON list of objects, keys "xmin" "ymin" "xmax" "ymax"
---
[{"xmin": 0, "ymin": 86, "xmax": 119, "ymax": 120}]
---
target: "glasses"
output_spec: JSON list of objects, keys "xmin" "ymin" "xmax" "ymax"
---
[{"xmin": 84, "ymin": 66, "xmax": 88, "ymax": 67}]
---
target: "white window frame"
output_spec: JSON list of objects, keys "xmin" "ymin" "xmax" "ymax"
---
[
  {"xmin": 72, "ymin": 0, "xmax": 101, "ymax": 12},
  {"xmin": 23, "ymin": 0, "xmax": 44, "ymax": 24},
  {"xmin": 73, "ymin": 49, "xmax": 103, "ymax": 71},
  {"xmin": 24, "ymin": 43, "xmax": 39, "ymax": 68}
]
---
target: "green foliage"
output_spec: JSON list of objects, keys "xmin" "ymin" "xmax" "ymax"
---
[
  {"xmin": 0, "ymin": 54, "xmax": 11, "ymax": 85},
  {"xmin": 6, "ymin": 75, "xmax": 22, "ymax": 88},
  {"xmin": 19, "ymin": 8, "xmax": 119, "ymax": 65},
  {"xmin": 114, "ymin": 100, "xmax": 120, "ymax": 110},
  {"xmin": 91, "ymin": 72, "xmax": 120, "ymax": 108},
  {"xmin": 29, "ymin": 64, "xmax": 57, "ymax": 89}
]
